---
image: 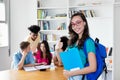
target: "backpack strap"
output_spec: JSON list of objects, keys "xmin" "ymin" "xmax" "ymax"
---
[
  {"xmin": 83, "ymin": 37, "xmax": 99, "ymax": 57},
  {"xmin": 83, "ymin": 37, "xmax": 94, "ymax": 58},
  {"xmin": 95, "ymin": 38, "xmax": 99, "ymax": 43},
  {"xmin": 82, "ymin": 37, "xmax": 93, "ymax": 80}
]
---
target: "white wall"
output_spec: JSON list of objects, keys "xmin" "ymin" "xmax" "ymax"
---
[
  {"xmin": 10, "ymin": 0, "xmax": 37, "ymax": 55},
  {"xmin": 113, "ymin": 3, "xmax": 120, "ymax": 80},
  {"xmin": 0, "ymin": 47, "xmax": 11, "ymax": 71},
  {"xmin": 88, "ymin": 18, "xmax": 113, "ymax": 47}
]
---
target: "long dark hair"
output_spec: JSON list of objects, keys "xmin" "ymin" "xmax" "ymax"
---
[
  {"xmin": 37, "ymin": 40, "xmax": 52, "ymax": 65},
  {"xmin": 60, "ymin": 36, "xmax": 68, "ymax": 51},
  {"xmin": 68, "ymin": 12, "xmax": 89, "ymax": 48}
]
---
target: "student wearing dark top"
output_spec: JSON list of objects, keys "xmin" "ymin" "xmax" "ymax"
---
[{"xmin": 53, "ymin": 36, "xmax": 69, "ymax": 66}]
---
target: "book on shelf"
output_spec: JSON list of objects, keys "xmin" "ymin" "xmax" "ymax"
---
[
  {"xmin": 85, "ymin": 10, "xmax": 91, "ymax": 17},
  {"xmin": 38, "ymin": 21, "xmax": 50, "ymax": 30},
  {"xmin": 37, "ymin": 9, "xmax": 48, "ymax": 19},
  {"xmin": 55, "ymin": 13, "xmax": 67, "ymax": 17},
  {"xmin": 52, "ymin": 34, "xmax": 57, "ymax": 41},
  {"xmin": 47, "ymin": 34, "xmax": 52, "ymax": 41},
  {"xmin": 40, "ymin": 33, "xmax": 52, "ymax": 41},
  {"xmin": 81, "ymin": 10, "xmax": 87, "ymax": 17},
  {"xmin": 52, "ymin": 34, "xmax": 60, "ymax": 41},
  {"xmin": 90, "ymin": 10, "xmax": 96, "ymax": 17},
  {"xmin": 69, "ymin": 10, "xmax": 96, "ymax": 18},
  {"xmin": 38, "ymin": 21, "xmax": 43, "ymax": 30},
  {"xmin": 61, "ymin": 22, "xmax": 66, "ymax": 30},
  {"xmin": 57, "ymin": 22, "xmax": 66, "ymax": 30},
  {"xmin": 77, "ymin": 2, "xmax": 102, "ymax": 6},
  {"xmin": 37, "ymin": 0, "xmax": 41, "ymax": 8},
  {"xmin": 43, "ymin": 21, "xmax": 50, "ymax": 30},
  {"xmin": 37, "ymin": 9, "xmax": 42, "ymax": 19},
  {"xmin": 40, "ymin": 33, "xmax": 47, "ymax": 41}
]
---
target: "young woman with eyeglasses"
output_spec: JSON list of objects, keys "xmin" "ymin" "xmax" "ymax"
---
[{"xmin": 63, "ymin": 12, "xmax": 97, "ymax": 80}]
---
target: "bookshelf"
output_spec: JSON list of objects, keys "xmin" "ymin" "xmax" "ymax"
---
[
  {"xmin": 37, "ymin": 0, "xmax": 68, "ymax": 51},
  {"xmin": 37, "ymin": 0, "xmax": 113, "ymax": 54}
]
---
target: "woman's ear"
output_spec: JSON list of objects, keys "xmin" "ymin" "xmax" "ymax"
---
[{"xmin": 84, "ymin": 22, "xmax": 86, "ymax": 26}]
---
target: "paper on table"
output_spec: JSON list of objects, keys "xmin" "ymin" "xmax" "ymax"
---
[
  {"xmin": 23, "ymin": 65, "xmax": 51, "ymax": 71},
  {"xmin": 23, "ymin": 66, "xmax": 37, "ymax": 71},
  {"xmin": 35, "ymin": 65, "xmax": 50, "ymax": 69}
]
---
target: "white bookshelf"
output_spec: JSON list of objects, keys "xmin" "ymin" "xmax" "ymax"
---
[
  {"xmin": 37, "ymin": 0, "xmax": 113, "ymax": 55},
  {"xmin": 37, "ymin": 1, "xmax": 114, "ymax": 43},
  {"xmin": 37, "ymin": 0, "xmax": 68, "ymax": 50}
]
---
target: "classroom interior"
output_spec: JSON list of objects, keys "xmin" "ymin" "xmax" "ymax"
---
[{"xmin": 0, "ymin": 0, "xmax": 120, "ymax": 80}]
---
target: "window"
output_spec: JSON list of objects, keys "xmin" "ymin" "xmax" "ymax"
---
[
  {"xmin": 0, "ymin": 2, "xmax": 5, "ymax": 21},
  {"xmin": 0, "ymin": 0, "xmax": 9, "ymax": 47}
]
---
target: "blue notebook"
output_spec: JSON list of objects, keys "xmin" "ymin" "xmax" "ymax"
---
[{"xmin": 60, "ymin": 47, "xmax": 84, "ymax": 71}]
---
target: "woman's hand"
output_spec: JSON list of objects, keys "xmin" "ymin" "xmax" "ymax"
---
[
  {"xmin": 22, "ymin": 50, "xmax": 28, "ymax": 57},
  {"xmin": 55, "ymin": 41, "xmax": 63, "ymax": 50},
  {"xmin": 34, "ymin": 62, "xmax": 47, "ymax": 66},
  {"xmin": 63, "ymin": 70, "xmax": 71, "ymax": 79},
  {"xmin": 41, "ymin": 62, "xmax": 47, "ymax": 65}
]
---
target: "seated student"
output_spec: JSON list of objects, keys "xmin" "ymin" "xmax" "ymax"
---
[
  {"xmin": 53, "ymin": 36, "xmax": 69, "ymax": 66},
  {"xmin": 25, "ymin": 25, "xmax": 40, "ymax": 53},
  {"xmin": 12, "ymin": 41, "xmax": 36, "ymax": 70},
  {"xmin": 33, "ymin": 40, "xmax": 52, "ymax": 65}
]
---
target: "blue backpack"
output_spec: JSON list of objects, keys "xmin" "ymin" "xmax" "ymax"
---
[{"xmin": 83, "ymin": 37, "xmax": 107, "ymax": 80}]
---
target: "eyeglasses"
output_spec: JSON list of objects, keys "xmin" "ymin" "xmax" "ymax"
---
[{"xmin": 71, "ymin": 20, "xmax": 83, "ymax": 28}]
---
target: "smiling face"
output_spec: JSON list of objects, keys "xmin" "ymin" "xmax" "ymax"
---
[
  {"xmin": 30, "ymin": 32, "xmax": 38, "ymax": 41},
  {"xmin": 40, "ymin": 43, "xmax": 46, "ymax": 53},
  {"xmin": 71, "ymin": 15, "xmax": 86, "ymax": 38}
]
